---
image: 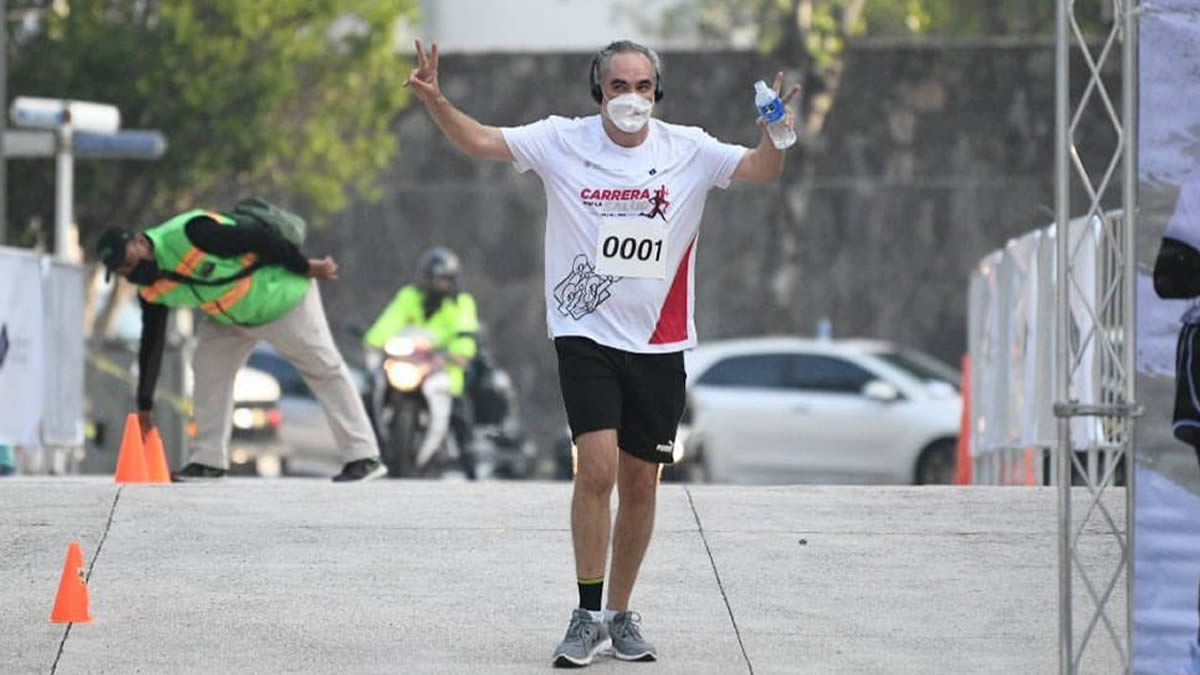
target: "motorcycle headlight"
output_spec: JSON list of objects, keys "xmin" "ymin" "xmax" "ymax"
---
[
  {"xmin": 384, "ymin": 336, "xmax": 432, "ymax": 357},
  {"xmin": 385, "ymin": 360, "xmax": 427, "ymax": 391},
  {"xmin": 391, "ymin": 336, "xmax": 420, "ymax": 357}
]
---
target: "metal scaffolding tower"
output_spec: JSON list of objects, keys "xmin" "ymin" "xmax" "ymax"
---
[{"xmin": 1054, "ymin": 0, "xmax": 1140, "ymax": 673}]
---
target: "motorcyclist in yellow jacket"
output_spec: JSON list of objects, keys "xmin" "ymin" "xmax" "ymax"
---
[{"xmin": 364, "ymin": 247, "xmax": 481, "ymax": 478}]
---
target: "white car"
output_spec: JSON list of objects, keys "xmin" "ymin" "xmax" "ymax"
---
[
  {"xmin": 679, "ymin": 337, "xmax": 961, "ymax": 485},
  {"xmin": 245, "ymin": 342, "xmax": 365, "ymax": 476}
]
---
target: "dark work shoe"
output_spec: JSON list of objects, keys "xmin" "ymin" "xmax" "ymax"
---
[
  {"xmin": 332, "ymin": 457, "xmax": 386, "ymax": 482},
  {"xmin": 170, "ymin": 463, "xmax": 227, "ymax": 482}
]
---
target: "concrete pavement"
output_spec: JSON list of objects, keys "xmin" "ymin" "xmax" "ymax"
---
[{"xmin": 1, "ymin": 480, "xmax": 1126, "ymax": 674}]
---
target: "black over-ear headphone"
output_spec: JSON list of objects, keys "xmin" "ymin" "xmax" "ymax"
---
[{"xmin": 589, "ymin": 40, "xmax": 664, "ymax": 105}]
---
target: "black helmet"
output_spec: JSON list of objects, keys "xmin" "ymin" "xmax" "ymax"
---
[{"xmin": 418, "ymin": 246, "xmax": 461, "ymax": 293}]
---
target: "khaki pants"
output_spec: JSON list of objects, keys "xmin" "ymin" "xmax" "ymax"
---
[{"xmin": 188, "ymin": 280, "xmax": 378, "ymax": 470}]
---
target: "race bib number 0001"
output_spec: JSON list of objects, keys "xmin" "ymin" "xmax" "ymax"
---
[{"xmin": 594, "ymin": 220, "xmax": 667, "ymax": 278}]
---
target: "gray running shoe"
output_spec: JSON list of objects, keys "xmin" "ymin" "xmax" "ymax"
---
[
  {"xmin": 552, "ymin": 608, "xmax": 611, "ymax": 668},
  {"xmin": 609, "ymin": 611, "xmax": 658, "ymax": 662}
]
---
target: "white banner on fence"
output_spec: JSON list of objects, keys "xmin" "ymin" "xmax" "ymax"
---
[
  {"xmin": 41, "ymin": 261, "xmax": 85, "ymax": 446},
  {"xmin": 0, "ymin": 248, "xmax": 45, "ymax": 445},
  {"xmin": 1005, "ymin": 233, "xmax": 1038, "ymax": 450},
  {"xmin": 971, "ymin": 251, "xmax": 1005, "ymax": 457},
  {"xmin": 1025, "ymin": 229, "xmax": 1057, "ymax": 448},
  {"xmin": 1066, "ymin": 216, "xmax": 1102, "ymax": 449}
]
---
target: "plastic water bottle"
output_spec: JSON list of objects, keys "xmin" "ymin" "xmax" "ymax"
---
[
  {"xmin": 754, "ymin": 80, "xmax": 796, "ymax": 150},
  {"xmin": 815, "ymin": 317, "xmax": 833, "ymax": 340}
]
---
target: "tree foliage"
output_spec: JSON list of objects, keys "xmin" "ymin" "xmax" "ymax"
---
[{"xmin": 7, "ymin": 0, "xmax": 418, "ymax": 248}]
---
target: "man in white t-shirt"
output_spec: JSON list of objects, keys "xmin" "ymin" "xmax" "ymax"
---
[{"xmin": 405, "ymin": 38, "xmax": 798, "ymax": 667}]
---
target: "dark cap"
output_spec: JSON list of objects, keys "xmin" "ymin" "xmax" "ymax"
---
[{"xmin": 95, "ymin": 227, "xmax": 134, "ymax": 281}]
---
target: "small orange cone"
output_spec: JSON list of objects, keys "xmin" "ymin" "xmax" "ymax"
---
[
  {"xmin": 50, "ymin": 541, "xmax": 92, "ymax": 623},
  {"xmin": 113, "ymin": 413, "xmax": 149, "ymax": 483},
  {"xmin": 143, "ymin": 428, "xmax": 171, "ymax": 484}
]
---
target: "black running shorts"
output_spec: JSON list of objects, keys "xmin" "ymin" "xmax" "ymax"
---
[
  {"xmin": 1174, "ymin": 322, "xmax": 1200, "ymax": 457},
  {"xmin": 554, "ymin": 336, "xmax": 686, "ymax": 464}
]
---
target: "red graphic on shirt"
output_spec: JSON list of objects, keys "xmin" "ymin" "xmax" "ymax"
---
[
  {"xmin": 640, "ymin": 186, "xmax": 670, "ymax": 221},
  {"xmin": 649, "ymin": 237, "xmax": 695, "ymax": 344}
]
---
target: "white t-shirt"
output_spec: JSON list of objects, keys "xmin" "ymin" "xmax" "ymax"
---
[{"xmin": 501, "ymin": 115, "xmax": 748, "ymax": 353}]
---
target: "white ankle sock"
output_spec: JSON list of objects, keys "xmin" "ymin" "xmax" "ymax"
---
[
  {"xmin": 604, "ymin": 608, "xmax": 619, "ymax": 622},
  {"xmin": 587, "ymin": 609, "xmax": 605, "ymax": 623}
]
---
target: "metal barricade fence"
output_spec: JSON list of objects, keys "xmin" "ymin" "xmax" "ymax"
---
[
  {"xmin": 0, "ymin": 246, "xmax": 85, "ymax": 471},
  {"xmin": 967, "ymin": 212, "xmax": 1124, "ymax": 486},
  {"xmin": 0, "ymin": 245, "xmax": 191, "ymax": 474}
]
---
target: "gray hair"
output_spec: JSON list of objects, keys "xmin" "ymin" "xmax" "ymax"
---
[{"xmin": 592, "ymin": 40, "xmax": 663, "ymax": 89}]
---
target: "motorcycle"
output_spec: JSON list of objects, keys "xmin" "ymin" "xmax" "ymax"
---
[
  {"xmin": 354, "ymin": 322, "xmax": 537, "ymax": 480},
  {"xmin": 364, "ymin": 327, "xmax": 458, "ymax": 477},
  {"xmin": 464, "ymin": 351, "xmax": 537, "ymax": 479}
]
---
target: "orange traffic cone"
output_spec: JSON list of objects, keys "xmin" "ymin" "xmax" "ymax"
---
[
  {"xmin": 954, "ymin": 355, "xmax": 973, "ymax": 485},
  {"xmin": 50, "ymin": 541, "xmax": 92, "ymax": 623},
  {"xmin": 113, "ymin": 413, "xmax": 149, "ymax": 483},
  {"xmin": 143, "ymin": 428, "xmax": 171, "ymax": 484}
]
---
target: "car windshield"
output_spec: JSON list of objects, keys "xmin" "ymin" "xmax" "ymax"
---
[{"xmin": 873, "ymin": 350, "xmax": 961, "ymax": 390}]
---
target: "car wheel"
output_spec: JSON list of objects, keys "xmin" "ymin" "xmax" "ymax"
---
[{"xmin": 915, "ymin": 439, "xmax": 956, "ymax": 485}]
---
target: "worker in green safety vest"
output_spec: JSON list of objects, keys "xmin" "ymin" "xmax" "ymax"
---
[{"xmin": 95, "ymin": 206, "xmax": 384, "ymax": 482}]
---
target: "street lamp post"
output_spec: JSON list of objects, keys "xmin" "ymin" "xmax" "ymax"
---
[{"xmin": 6, "ymin": 97, "xmax": 165, "ymax": 259}]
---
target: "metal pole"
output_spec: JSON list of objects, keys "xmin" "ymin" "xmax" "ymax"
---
[
  {"xmin": 54, "ymin": 122, "xmax": 72, "ymax": 259},
  {"xmin": 1122, "ymin": 0, "xmax": 1139, "ymax": 666},
  {"xmin": 1055, "ymin": 0, "xmax": 1074, "ymax": 671}
]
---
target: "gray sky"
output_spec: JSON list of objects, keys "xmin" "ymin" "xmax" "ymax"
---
[{"xmin": 410, "ymin": 0, "xmax": 702, "ymax": 52}]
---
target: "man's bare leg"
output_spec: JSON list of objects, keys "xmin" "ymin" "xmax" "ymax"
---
[
  {"xmin": 572, "ymin": 430, "xmax": 620, "ymax": 586},
  {"xmin": 552, "ymin": 430, "xmax": 621, "ymax": 667},
  {"xmin": 606, "ymin": 451, "xmax": 659, "ymax": 611}
]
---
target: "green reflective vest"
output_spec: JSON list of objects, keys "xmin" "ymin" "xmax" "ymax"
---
[{"xmin": 138, "ymin": 209, "xmax": 310, "ymax": 326}]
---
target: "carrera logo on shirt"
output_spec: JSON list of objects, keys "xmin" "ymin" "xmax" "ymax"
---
[
  {"xmin": 579, "ymin": 185, "xmax": 670, "ymax": 220},
  {"xmin": 580, "ymin": 188, "xmax": 651, "ymax": 201}
]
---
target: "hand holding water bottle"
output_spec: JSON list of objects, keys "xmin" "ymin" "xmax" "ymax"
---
[{"xmin": 754, "ymin": 71, "xmax": 801, "ymax": 150}]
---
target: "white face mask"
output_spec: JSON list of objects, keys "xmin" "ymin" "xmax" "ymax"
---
[{"xmin": 605, "ymin": 93, "xmax": 654, "ymax": 133}]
